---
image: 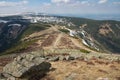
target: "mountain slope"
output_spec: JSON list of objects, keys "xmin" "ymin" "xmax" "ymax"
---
[
  {"xmin": 64, "ymin": 17, "xmax": 120, "ymax": 53},
  {"xmin": 0, "ymin": 14, "xmax": 120, "ymax": 54},
  {"xmin": 0, "ymin": 21, "xmax": 28, "ymax": 52}
]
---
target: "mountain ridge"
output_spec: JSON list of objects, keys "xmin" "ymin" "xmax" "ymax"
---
[
  {"xmin": 0, "ymin": 13, "xmax": 120, "ymax": 80},
  {"xmin": 0, "ymin": 13, "xmax": 120, "ymax": 54}
]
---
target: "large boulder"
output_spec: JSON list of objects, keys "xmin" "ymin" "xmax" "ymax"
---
[{"xmin": 2, "ymin": 52, "xmax": 51, "ymax": 79}]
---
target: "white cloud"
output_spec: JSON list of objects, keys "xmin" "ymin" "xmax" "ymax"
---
[
  {"xmin": 98, "ymin": 0, "xmax": 108, "ymax": 4},
  {"xmin": 81, "ymin": 1, "xmax": 88, "ymax": 4},
  {"xmin": 51, "ymin": 0, "xmax": 70, "ymax": 3},
  {"xmin": 81, "ymin": 1, "xmax": 91, "ymax": 6},
  {"xmin": 50, "ymin": 0, "xmax": 93, "ymax": 7},
  {"xmin": 43, "ymin": 3, "xmax": 51, "ymax": 7},
  {"xmin": 0, "ymin": 0, "xmax": 28, "ymax": 7},
  {"xmin": 22, "ymin": 0, "xmax": 28, "ymax": 4}
]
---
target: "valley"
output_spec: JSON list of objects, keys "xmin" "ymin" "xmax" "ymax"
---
[{"xmin": 0, "ymin": 13, "xmax": 120, "ymax": 80}]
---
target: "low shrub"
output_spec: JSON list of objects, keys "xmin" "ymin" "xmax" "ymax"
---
[
  {"xmin": 59, "ymin": 29, "xmax": 70, "ymax": 33},
  {"xmin": 80, "ymin": 49, "xmax": 90, "ymax": 54}
]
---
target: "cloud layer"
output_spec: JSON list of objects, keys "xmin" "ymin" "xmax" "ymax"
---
[
  {"xmin": 98, "ymin": 0, "xmax": 108, "ymax": 4},
  {"xmin": 0, "ymin": 0, "xmax": 28, "ymax": 7},
  {"xmin": 51, "ymin": 0, "xmax": 70, "ymax": 3},
  {"xmin": 0, "ymin": 0, "xmax": 120, "ymax": 15}
]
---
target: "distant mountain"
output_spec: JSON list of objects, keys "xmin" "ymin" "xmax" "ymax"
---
[
  {"xmin": 57, "ymin": 14, "xmax": 120, "ymax": 21},
  {"xmin": 0, "ymin": 13, "xmax": 120, "ymax": 55},
  {"xmin": 67, "ymin": 17, "xmax": 120, "ymax": 53},
  {"xmin": 0, "ymin": 20, "xmax": 28, "ymax": 52}
]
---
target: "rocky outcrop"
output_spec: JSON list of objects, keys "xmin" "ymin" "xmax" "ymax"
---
[
  {"xmin": 44, "ymin": 52, "xmax": 120, "ymax": 62},
  {"xmin": 0, "ymin": 50, "xmax": 120, "ymax": 80},
  {"xmin": 1, "ymin": 52, "xmax": 51, "ymax": 80}
]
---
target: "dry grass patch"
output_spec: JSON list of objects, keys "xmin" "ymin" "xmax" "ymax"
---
[{"xmin": 42, "ymin": 59, "xmax": 120, "ymax": 80}]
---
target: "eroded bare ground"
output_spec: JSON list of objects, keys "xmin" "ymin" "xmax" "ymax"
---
[
  {"xmin": 42, "ymin": 59, "xmax": 120, "ymax": 80},
  {"xmin": 21, "ymin": 25, "xmax": 100, "ymax": 54},
  {"xmin": 99, "ymin": 23, "xmax": 114, "ymax": 36},
  {"xmin": 27, "ymin": 30, "xmax": 81, "ymax": 50}
]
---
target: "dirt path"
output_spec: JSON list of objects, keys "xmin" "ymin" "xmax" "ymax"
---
[
  {"xmin": 69, "ymin": 37, "xmax": 98, "ymax": 53},
  {"xmin": 53, "ymin": 33, "xmax": 63, "ymax": 48},
  {"xmin": 22, "ymin": 24, "xmax": 98, "ymax": 53},
  {"xmin": 51, "ymin": 25, "xmax": 59, "ymax": 31}
]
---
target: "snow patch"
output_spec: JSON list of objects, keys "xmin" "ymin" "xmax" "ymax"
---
[
  {"xmin": 82, "ymin": 39, "xmax": 89, "ymax": 46},
  {"xmin": 81, "ymin": 31, "xmax": 85, "ymax": 37},
  {"xmin": 0, "ymin": 20, "xmax": 8, "ymax": 23},
  {"xmin": 8, "ymin": 24, "xmax": 21, "ymax": 27}
]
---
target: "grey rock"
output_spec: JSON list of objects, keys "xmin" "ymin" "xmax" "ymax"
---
[
  {"xmin": 68, "ymin": 56, "xmax": 75, "ymax": 60},
  {"xmin": 0, "ymin": 73, "xmax": 4, "ymax": 78},
  {"xmin": 2, "ymin": 53, "xmax": 51, "ymax": 78},
  {"xmin": 84, "ymin": 57, "xmax": 89, "ymax": 61},
  {"xmin": 65, "ymin": 56, "xmax": 75, "ymax": 61},
  {"xmin": 70, "ymin": 53, "xmax": 82, "ymax": 59},
  {"xmin": 76, "ymin": 56, "xmax": 85, "ymax": 60},
  {"xmin": 7, "ymin": 77, "xmax": 15, "ymax": 80},
  {"xmin": 2, "ymin": 73, "xmax": 12, "ymax": 78},
  {"xmin": 25, "ymin": 54, "xmax": 35, "ymax": 61},
  {"xmin": 33, "ymin": 57, "xmax": 46, "ymax": 64},
  {"xmin": 0, "ymin": 78, "xmax": 7, "ymax": 80},
  {"xmin": 48, "ymin": 56, "xmax": 59, "ymax": 61},
  {"xmin": 59, "ymin": 55, "xmax": 66, "ymax": 61},
  {"xmin": 0, "ymin": 73, "xmax": 7, "ymax": 80},
  {"xmin": 65, "ymin": 56, "xmax": 70, "ymax": 60},
  {"xmin": 14, "ymin": 56, "xmax": 23, "ymax": 61},
  {"xmin": 3, "ymin": 61, "xmax": 28, "ymax": 78}
]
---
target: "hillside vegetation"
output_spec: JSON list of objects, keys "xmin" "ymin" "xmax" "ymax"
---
[
  {"xmin": 1, "ymin": 23, "xmax": 51, "ymax": 55},
  {"xmin": 0, "ymin": 15, "xmax": 120, "ymax": 54},
  {"xmin": 67, "ymin": 17, "xmax": 120, "ymax": 53}
]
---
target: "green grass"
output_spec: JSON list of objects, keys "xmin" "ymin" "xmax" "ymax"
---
[
  {"xmin": 80, "ymin": 49, "xmax": 90, "ymax": 54},
  {"xmin": 0, "ymin": 23, "xmax": 51, "ymax": 55},
  {"xmin": 0, "ymin": 39, "xmax": 38, "ymax": 55},
  {"xmin": 59, "ymin": 29, "xmax": 70, "ymax": 33},
  {"xmin": 21, "ymin": 23, "xmax": 50, "ymax": 38}
]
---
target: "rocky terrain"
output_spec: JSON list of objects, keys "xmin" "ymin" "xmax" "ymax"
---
[
  {"xmin": 0, "ymin": 51, "xmax": 120, "ymax": 80},
  {"xmin": 0, "ymin": 14, "xmax": 120, "ymax": 80}
]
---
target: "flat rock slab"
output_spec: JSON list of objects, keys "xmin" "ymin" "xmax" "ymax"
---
[{"xmin": 2, "ymin": 52, "xmax": 51, "ymax": 79}]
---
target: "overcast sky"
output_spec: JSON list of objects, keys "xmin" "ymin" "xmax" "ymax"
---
[{"xmin": 0, "ymin": 0, "xmax": 120, "ymax": 15}]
